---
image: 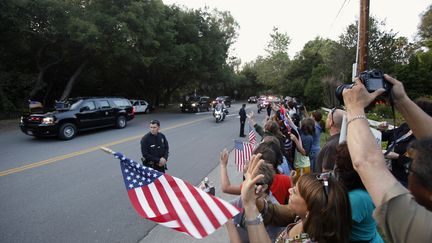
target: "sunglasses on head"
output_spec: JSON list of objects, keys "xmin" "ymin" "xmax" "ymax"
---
[
  {"xmin": 330, "ymin": 107, "xmax": 336, "ymax": 122},
  {"xmin": 316, "ymin": 171, "xmax": 333, "ymax": 204}
]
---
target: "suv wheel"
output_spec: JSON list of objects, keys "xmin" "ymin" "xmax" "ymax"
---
[
  {"xmin": 59, "ymin": 123, "xmax": 77, "ymax": 140},
  {"xmin": 116, "ymin": 116, "xmax": 127, "ymax": 128}
]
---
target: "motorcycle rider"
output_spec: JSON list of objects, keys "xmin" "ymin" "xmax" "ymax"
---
[
  {"xmin": 214, "ymin": 99, "xmax": 228, "ymax": 121},
  {"xmin": 217, "ymin": 100, "xmax": 228, "ymax": 113}
]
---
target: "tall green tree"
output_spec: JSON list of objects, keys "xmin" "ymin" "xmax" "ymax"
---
[
  {"xmin": 418, "ymin": 4, "xmax": 432, "ymax": 48},
  {"xmin": 254, "ymin": 27, "xmax": 291, "ymax": 93}
]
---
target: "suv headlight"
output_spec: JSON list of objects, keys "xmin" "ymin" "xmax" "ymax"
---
[
  {"xmin": 42, "ymin": 117, "xmax": 55, "ymax": 125},
  {"xmin": 191, "ymin": 103, "xmax": 197, "ymax": 107},
  {"xmin": 180, "ymin": 103, "xmax": 183, "ymax": 107}
]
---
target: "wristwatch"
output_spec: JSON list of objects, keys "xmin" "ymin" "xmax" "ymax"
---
[{"xmin": 244, "ymin": 213, "xmax": 263, "ymax": 225}]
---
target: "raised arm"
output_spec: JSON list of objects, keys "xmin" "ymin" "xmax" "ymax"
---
[
  {"xmin": 247, "ymin": 111, "xmax": 257, "ymax": 126},
  {"xmin": 342, "ymin": 79, "xmax": 398, "ymax": 207},
  {"xmin": 241, "ymin": 154, "xmax": 272, "ymax": 243},
  {"xmin": 290, "ymin": 133, "xmax": 307, "ymax": 155},
  {"xmin": 384, "ymin": 74, "xmax": 432, "ymax": 139},
  {"xmin": 256, "ymin": 197, "xmax": 296, "ymax": 226},
  {"xmin": 248, "ymin": 111, "xmax": 266, "ymax": 137},
  {"xmin": 220, "ymin": 148, "xmax": 241, "ymax": 195},
  {"xmin": 225, "ymin": 219, "xmax": 242, "ymax": 243},
  {"xmin": 302, "ymin": 105, "xmax": 309, "ymax": 118}
]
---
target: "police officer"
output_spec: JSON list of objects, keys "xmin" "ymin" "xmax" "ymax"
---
[
  {"xmin": 239, "ymin": 104, "xmax": 246, "ymax": 137},
  {"xmin": 140, "ymin": 120, "xmax": 169, "ymax": 173}
]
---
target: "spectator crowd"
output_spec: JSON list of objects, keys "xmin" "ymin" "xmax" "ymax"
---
[{"xmin": 218, "ymin": 73, "xmax": 432, "ymax": 242}]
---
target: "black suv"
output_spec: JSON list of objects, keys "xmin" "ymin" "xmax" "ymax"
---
[
  {"xmin": 248, "ymin": 96, "xmax": 257, "ymax": 103},
  {"xmin": 20, "ymin": 97, "xmax": 135, "ymax": 140},
  {"xmin": 180, "ymin": 95, "xmax": 211, "ymax": 112}
]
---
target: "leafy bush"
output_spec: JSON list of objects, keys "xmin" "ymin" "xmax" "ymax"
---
[{"xmin": 366, "ymin": 103, "xmax": 404, "ymax": 126}]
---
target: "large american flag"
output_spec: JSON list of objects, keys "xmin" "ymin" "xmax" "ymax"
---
[
  {"xmin": 248, "ymin": 123, "xmax": 256, "ymax": 146},
  {"xmin": 113, "ymin": 152, "xmax": 240, "ymax": 239},
  {"xmin": 234, "ymin": 140, "xmax": 254, "ymax": 172}
]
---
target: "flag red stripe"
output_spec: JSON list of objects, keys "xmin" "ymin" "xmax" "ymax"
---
[
  {"xmin": 153, "ymin": 178, "xmax": 189, "ymax": 234},
  {"xmin": 142, "ymin": 185, "xmax": 162, "ymax": 217},
  {"xmin": 235, "ymin": 148, "xmax": 242, "ymax": 171},
  {"xmin": 248, "ymin": 145, "xmax": 252, "ymax": 160},
  {"xmin": 128, "ymin": 189, "xmax": 148, "ymax": 218},
  {"xmin": 185, "ymin": 183, "xmax": 221, "ymax": 230},
  {"xmin": 244, "ymin": 144, "xmax": 249, "ymax": 161},
  {"xmin": 139, "ymin": 186, "xmax": 181, "ymax": 225},
  {"xmin": 212, "ymin": 195, "xmax": 234, "ymax": 221},
  {"xmin": 164, "ymin": 175, "xmax": 208, "ymax": 238}
]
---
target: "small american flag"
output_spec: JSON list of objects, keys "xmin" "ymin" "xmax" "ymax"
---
[
  {"xmin": 248, "ymin": 124, "xmax": 256, "ymax": 146},
  {"xmin": 234, "ymin": 140, "xmax": 254, "ymax": 172},
  {"xmin": 113, "ymin": 152, "xmax": 239, "ymax": 239}
]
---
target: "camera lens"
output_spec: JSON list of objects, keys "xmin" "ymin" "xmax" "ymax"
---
[{"xmin": 335, "ymin": 83, "xmax": 354, "ymax": 105}]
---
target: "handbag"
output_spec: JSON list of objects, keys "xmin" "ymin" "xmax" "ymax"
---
[{"xmin": 294, "ymin": 149, "xmax": 310, "ymax": 168}]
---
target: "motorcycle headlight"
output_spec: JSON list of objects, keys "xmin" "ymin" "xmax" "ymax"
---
[
  {"xmin": 42, "ymin": 117, "xmax": 55, "ymax": 125},
  {"xmin": 192, "ymin": 103, "xmax": 197, "ymax": 107},
  {"xmin": 180, "ymin": 103, "xmax": 183, "ymax": 107}
]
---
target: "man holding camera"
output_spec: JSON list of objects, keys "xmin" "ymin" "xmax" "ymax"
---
[
  {"xmin": 343, "ymin": 74, "xmax": 432, "ymax": 242},
  {"xmin": 140, "ymin": 120, "xmax": 169, "ymax": 173}
]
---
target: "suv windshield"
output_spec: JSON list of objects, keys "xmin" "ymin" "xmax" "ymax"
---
[
  {"xmin": 54, "ymin": 98, "xmax": 82, "ymax": 110},
  {"xmin": 69, "ymin": 99, "xmax": 83, "ymax": 110}
]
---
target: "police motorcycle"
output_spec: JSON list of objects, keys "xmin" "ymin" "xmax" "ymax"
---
[
  {"xmin": 257, "ymin": 98, "xmax": 268, "ymax": 114},
  {"xmin": 213, "ymin": 105, "xmax": 226, "ymax": 123}
]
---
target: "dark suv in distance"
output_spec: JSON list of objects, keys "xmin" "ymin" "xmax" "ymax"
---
[
  {"xmin": 19, "ymin": 97, "xmax": 135, "ymax": 140},
  {"xmin": 180, "ymin": 95, "xmax": 211, "ymax": 113},
  {"xmin": 248, "ymin": 96, "xmax": 257, "ymax": 103}
]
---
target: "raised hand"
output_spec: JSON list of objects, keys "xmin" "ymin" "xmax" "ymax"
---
[
  {"xmin": 220, "ymin": 148, "xmax": 229, "ymax": 167},
  {"xmin": 241, "ymin": 153, "xmax": 265, "ymax": 208},
  {"xmin": 343, "ymin": 78, "xmax": 385, "ymax": 111},
  {"xmin": 384, "ymin": 74, "xmax": 409, "ymax": 104}
]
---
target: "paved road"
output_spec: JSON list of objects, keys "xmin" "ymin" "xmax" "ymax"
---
[{"xmin": 0, "ymin": 102, "xmax": 263, "ymax": 243}]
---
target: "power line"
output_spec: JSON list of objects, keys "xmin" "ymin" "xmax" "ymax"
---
[
  {"xmin": 313, "ymin": 0, "xmax": 351, "ymax": 56},
  {"xmin": 329, "ymin": 0, "xmax": 350, "ymax": 30}
]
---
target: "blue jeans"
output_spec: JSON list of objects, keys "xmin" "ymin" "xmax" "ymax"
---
[{"xmin": 309, "ymin": 150, "xmax": 319, "ymax": 173}]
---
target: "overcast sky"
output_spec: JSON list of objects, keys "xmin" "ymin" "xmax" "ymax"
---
[{"xmin": 162, "ymin": 0, "xmax": 430, "ymax": 63}]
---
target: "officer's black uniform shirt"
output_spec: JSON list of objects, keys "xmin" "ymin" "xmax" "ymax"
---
[{"xmin": 140, "ymin": 132, "xmax": 169, "ymax": 162}]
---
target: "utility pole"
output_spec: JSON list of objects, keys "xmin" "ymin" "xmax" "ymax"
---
[{"xmin": 357, "ymin": 0, "xmax": 370, "ymax": 75}]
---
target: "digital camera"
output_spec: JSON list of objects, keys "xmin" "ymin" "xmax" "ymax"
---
[
  {"xmin": 360, "ymin": 70, "xmax": 389, "ymax": 93},
  {"xmin": 335, "ymin": 69, "xmax": 391, "ymax": 104}
]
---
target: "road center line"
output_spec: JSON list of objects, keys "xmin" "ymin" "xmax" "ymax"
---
[{"xmin": 0, "ymin": 116, "xmax": 209, "ymax": 177}]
